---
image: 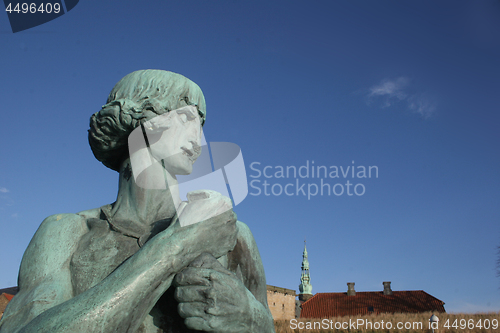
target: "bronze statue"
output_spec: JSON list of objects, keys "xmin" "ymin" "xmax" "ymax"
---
[{"xmin": 0, "ymin": 70, "xmax": 275, "ymax": 333}]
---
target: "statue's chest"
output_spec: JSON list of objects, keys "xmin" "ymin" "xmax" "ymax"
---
[
  {"xmin": 70, "ymin": 218, "xmax": 140, "ymax": 296},
  {"xmin": 69, "ymin": 217, "xmax": 237, "ymax": 333}
]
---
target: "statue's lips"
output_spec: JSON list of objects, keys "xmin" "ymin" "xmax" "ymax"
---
[
  {"xmin": 181, "ymin": 147, "xmax": 193, "ymax": 156},
  {"xmin": 181, "ymin": 147, "xmax": 200, "ymax": 162}
]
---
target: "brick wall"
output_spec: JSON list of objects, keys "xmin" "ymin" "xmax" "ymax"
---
[{"xmin": 266, "ymin": 285, "xmax": 297, "ymax": 321}]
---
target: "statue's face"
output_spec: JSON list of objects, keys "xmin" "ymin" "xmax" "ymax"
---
[{"xmin": 144, "ymin": 105, "xmax": 202, "ymax": 176}]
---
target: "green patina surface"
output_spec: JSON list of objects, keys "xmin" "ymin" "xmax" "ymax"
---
[{"xmin": 0, "ymin": 70, "xmax": 275, "ymax": 333}]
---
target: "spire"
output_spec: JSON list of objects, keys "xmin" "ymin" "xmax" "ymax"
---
[{"xmin": 299, "ymin": 240, "xmax": 313, "ymax": 300}]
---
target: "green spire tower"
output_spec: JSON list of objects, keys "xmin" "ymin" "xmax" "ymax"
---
[{"xmin": 299, "ymin": 240, "xmax": 313, "ymax": 302}]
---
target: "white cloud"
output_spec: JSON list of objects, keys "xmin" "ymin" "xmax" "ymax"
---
[
  {"xmin": 369, "ymin": 77, "xmax": 410, "ymax": 102},
  {"xmin": 367, "ymin": 77, "xmax": 436, "ymax": 118},
  {"xmin": 408, "ymin": 94, "xmax": 436, "ymax": 119},
  {"xmin": 0, "ymin": 187, "xmax": 9, "ymax": 193}
]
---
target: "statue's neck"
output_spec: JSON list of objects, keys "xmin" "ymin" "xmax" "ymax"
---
[{"xmin": 110, "ymin": 158, "xmax": 180, "ymax": 228}]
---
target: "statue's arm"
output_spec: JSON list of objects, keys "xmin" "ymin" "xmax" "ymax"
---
[
  {"xmin": 0, "ymin": 213, "xmax": 88, "ymax": 333},
  {"xmin": 0, "ymin": 210, "xmax": 237, "ymax": 333},
  {"xmin": 233, "ymin": 221, "xmax": 275, "ymax": 333}
]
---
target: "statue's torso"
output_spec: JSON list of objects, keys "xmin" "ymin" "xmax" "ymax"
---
[{"xmin": 70, "ymin": 208, "xmax": 231, "ymax": 333}]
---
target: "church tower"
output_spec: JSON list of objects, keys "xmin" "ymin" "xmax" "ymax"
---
[{"xmin": 298, "ymin": 241, "xmax": 313, "ymax": 302}]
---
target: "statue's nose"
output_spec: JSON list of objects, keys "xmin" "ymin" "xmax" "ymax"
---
[{"xmin": 188, "ymin": 118, "xmax": 202, "ymax": 145}]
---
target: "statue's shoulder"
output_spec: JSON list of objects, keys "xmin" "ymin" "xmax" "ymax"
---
[
  {"xmin": 25, "ymin": 206, "xmax": 106, "ymax": 265},
  {"xmin": 35, "ymin": 206, "xmax": 103, "ymax": 237},
  {"xmin": 24, "ymin": 212, "xmax": 90, "ymax": 262},
  {"xmin": 235, "ymin": 220, "xmax": 257, "ymax": 246},
  {"xmin": 36, "ymin": 206, "xmax": 103, "ymax": 232},
  {"xmin": 17, "ymin": 208, "xmax": 105, "ymax": 289},
  {"xmin": 231, "ymin": 220, "xmax": 268, "ymax": 305},
  {"xmin": 36, "ymin": 213, "xmax": 87, "ymax": 238},
  {"xmin": 235, "ymin": 219, "xmax": 250, "ymax": 235},
  {"xmin": 3, "ymin": 210, "xmax": 99, "ymax": 331},
  {"xmin": 76, "ymin": 206, "xmax": 105, "ymax": 220},
  {"xmin": 233, "ymin": 220, "xmax": 262, "ymax": 262}
]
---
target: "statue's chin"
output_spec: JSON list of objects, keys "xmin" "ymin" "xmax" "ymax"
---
[
  {"xmin": 162, "ymin": 155, "xmax": 194, "ymax": 176},
  {"xmin": 166, "ymin": 166, "xmax": 193, "ymax": 176}
]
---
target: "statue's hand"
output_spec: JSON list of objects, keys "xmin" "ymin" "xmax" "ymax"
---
[
  {"xmin": 174, "ymin": 253, "xmax": 253, "ymax": 333},
  {"xmin": 177, "ymin": 189, "xmax": 233, "ymax": 228},
  {"xmin": 168, "ymin": 191, "xmax": 237, "ymax": 260}
]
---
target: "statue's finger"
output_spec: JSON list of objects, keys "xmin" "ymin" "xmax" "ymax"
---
[
  {"xmin": 174, "ymin": 268, "xmax": 212, "ymax": 286},
  {"xmin": 184, "ymin": 316, "xmax": 213, "ymax": 331},
  {"xmin": 177, "ymin": 302, "xmax": 207, "ymax": 319},
  {"xmin": 175, "ymin": 285, "xmax": 210, "ymax": 303},
  {"xmin": 189, "ymin": 252, "xmax": 222, "ymax": 268},
  {"xmin": 189, "ymin": 252, "xmax": 233, "ymax": 275}
]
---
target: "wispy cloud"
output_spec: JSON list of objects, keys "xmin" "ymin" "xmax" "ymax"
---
[
  {"xmin": 407, "ymin": 94, "xmax": 436, "ymax": 118},
  {"xmin": 369, "ymin": 77, "xmax": 410, "ymax": 103},
  {"xmin": 0, "ymin": 187, "xmax": 14, "ymax": 208},
  {"xmin": 366, "ymin": 77, "xmax": 436, "ymax": 118}
]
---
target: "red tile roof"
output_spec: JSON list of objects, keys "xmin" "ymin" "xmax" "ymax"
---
[
  {"xmin": 3, "ymin": 293, "xmax": 14, "ymax": 301},
  {"xmin": 300, "ymin": 291, "xmax": 445, "ymax": 318}
]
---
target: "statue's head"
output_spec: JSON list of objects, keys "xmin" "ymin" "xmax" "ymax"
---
[{"xmin": 89, "ymin": 70, "xmax": 206, "ymax": 172}]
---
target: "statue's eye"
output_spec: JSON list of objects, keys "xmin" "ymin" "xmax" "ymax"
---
[{"xmin": 179, "ymin": 113, "xmax": 188, "ymax": 123}]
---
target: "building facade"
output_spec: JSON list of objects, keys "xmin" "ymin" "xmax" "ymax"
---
[
  {"xmin": 266, "ymin": 285, "xmax": 297, "ymax": 321},
  {"xmin": 300, "ymin": 281, "xmax": 446, "ymax": 318}
]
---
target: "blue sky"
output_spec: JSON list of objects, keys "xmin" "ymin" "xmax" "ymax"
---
[{"xmin": 1, "ymin": 0, "xmax": 499, "ymax": 313}]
